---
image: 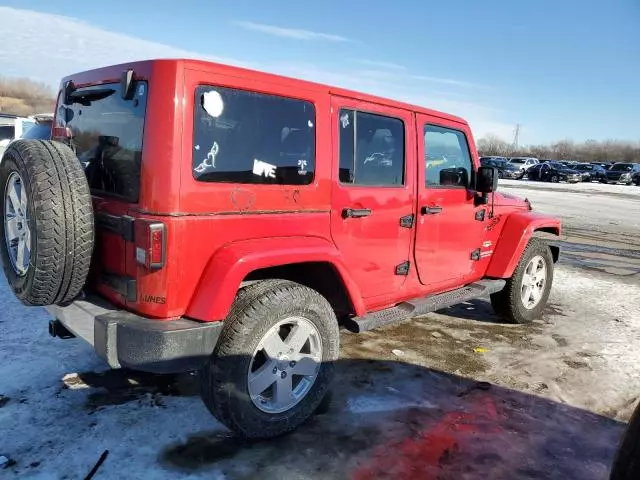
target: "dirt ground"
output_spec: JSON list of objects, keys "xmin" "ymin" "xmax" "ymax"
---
[{"xmin": 1, "ymin": 181, "xmax": 639, "ymax": 479}]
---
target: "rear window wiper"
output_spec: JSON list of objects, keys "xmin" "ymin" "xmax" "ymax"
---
[{"xmin": 65, "ymin": 88, "xmax": 116, "ymax": 106}]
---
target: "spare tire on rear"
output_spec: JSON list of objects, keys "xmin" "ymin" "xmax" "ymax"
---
[{"xmin": 0, "ymin": 140, "xmax": 94, "ymax": 306}]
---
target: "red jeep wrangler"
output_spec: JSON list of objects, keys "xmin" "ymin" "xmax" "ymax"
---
[{"xmin": 0, "ymin": 59, "xmax": 560, "ymax": 439}]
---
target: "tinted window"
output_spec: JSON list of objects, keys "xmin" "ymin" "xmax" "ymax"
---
[
  {"xmin": 21, "ymin": 122, "xmax": 51, "ymax": 140},
  {"xmin": 59, "ymin": 81, "xmax": 148, "ymax": 202},
  {"xmin": 611, "ymin": 163, "xmax": 633, "ymax": 171},
  {"xmin": 339, "ymin": 109, "xmax": 405, "ymax": 186},
  {"xmin": 424, "ymin": 124, "xmax": 472, "ymax": 187},
  {"xmin": 193, "ymin": 86, "xmax": 315, "ymax": 185},
  {"xmin": 21, "ymin": 121, "xmax": 35, "ymax": 134},
  {"xmin": 0, "ymin": 125, "xmax": 14, "ymax": 142}
]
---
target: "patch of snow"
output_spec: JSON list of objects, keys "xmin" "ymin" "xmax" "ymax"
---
[{"xmin": 347, "ymin": 395, "xmax": 436, "ymax": 414}]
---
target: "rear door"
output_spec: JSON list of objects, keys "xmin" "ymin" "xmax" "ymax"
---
[
  {"xmin": 329, "ymin": 96, "xmax": 415, "ymax": 300},
  {"xmin": 55, "ymin": 81, "xmax": 148, "ymax": 306},
  {"xmin": 414, "ymin": 116, "xmax": 485, "ymax": 291}
]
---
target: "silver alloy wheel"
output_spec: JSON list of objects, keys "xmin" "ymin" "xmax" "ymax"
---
[
  {"xmin": 248, "ymin": 316, "xmax": 322, "ymax": 414},
  {"xmin": 520, "ymin": 255, "xmax": 546, "ymax": 310},
  {"xmin": 4, "ymin": 172, "xmax": 31, "ymax": 276}
]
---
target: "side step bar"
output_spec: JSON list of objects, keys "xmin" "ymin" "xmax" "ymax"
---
[{"xmin": 344, "ymin": 279, "xmax": 506, "ymax": 333}]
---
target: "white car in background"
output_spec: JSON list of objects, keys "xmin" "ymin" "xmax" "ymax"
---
[
  {"xmin": 508, "ymin": 156, "xmax": 539, "ymax": 174},
  {"xmin": 0, "ymin": 114, "xmax": 37, "ymax": 158}
]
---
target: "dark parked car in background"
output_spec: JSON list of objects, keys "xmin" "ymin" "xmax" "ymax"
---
[
  {"xmin": 527, "ymin": 161, "xmax": 582, "ymax": 183},
  {"xmin": 573, "ymin": 163, "xmax": 607, "ymax": 182},
  {"xmin": 633, "ymin": 169, "xmax": 640, "ymax": 186},
  {"xmin": 479, "ymin": 156, "xmax": 523, "ymax": 179},
  {"xmin": 602, "ymin": 163, "xmax": 640, "ymax": 185}
]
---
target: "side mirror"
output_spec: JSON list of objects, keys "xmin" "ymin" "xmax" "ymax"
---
[{"xmin": 477, "ymin": 166, "xmax": 498, "ymax": 193}]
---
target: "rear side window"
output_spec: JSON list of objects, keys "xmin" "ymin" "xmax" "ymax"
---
[
  {"xmin": 338, "ymin": 109, "xmax": 405, "ymax": 186},
  {"xmin": 193, "ymin": 86, "xmax": 315, "ymax": 185},
  {"xmin": 58, "ymin": 81, "xmax": 148, "ymax": 202},
  {"xmin": 424, "ymin": 124, "xmax": 472, "ymax": 188}
]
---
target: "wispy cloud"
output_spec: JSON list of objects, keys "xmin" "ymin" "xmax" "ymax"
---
[
  {"xmin": 354, "ymin": 69, "xmax": 488, "ymax": 89},
  {"xmin": 234, "ymin": 20, "xmax": 351, "ymax": 42},
  {"xmin": 0, "ymin": 7, "xmax": 246, "ymax": 88},
  {"xmin": 0, "ymin": 7, "xmax": 514, "ymax": 142},
  {"xmin": 410, "ymin": 74, "xmax": 488, "ymax": 89},
  {"xmin": 354, "ymin": 59, "xmax": 406, "ymax": 70}
]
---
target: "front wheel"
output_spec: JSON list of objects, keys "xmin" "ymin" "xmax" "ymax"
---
[
  {"xmin": 200, "ymin": 280, "xmax": 339, "ymax": 439},
  {"xmin": 491, "ymin": 238, "xmax": 554, "ymax": 324},
  {"xmin": 550, "ymin": 175, "xmax": 559, "ymax": 183}
]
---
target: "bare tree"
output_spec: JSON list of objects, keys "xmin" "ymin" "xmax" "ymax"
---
[
  {"xmin": 477, "ymin": 135, "xmax": 511, "ymax": 156},
  {"xmin": 0, "ymin": 76, "xmax": 55, "ymax": 116},
  {"xmin": 477, "ymin": 135, "xmax": 640, "ymax": 163}
]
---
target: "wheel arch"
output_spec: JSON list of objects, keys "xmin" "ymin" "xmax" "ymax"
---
[
  {"xmin": 485, "ymin": 212, "xmax": 561, "ymax": 279},
  {"xmin": 185, "ymin": 236, "xmax": 365, "ymax": 322}
]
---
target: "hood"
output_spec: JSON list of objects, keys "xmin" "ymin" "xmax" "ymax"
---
[
  {"xmin": 493, "ymin": 191, "xmax": 529, "ymax": 209},
  {"xmin": 561, "ymin": 168, "xmax": 581, "ymax": 175}
]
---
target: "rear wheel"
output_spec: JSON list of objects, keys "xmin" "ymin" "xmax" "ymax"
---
[
  {"xmin": 0, "ymin": 140, "xmax": 94, "ymax": 306},
  {"xmin": 491, "ymin": 238, "xmax": 554, "ymax": 324},
  {"xmin": 200, "ymin": 280, "xmax": 339, "ymax": 439},
  {"xmin": 550, "ymin": 175, "xmax": 559, "ymax": 183}
]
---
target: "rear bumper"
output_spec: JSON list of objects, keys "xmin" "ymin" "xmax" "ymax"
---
[{"xmin": 45, "ymin": 295, "xmax": 223, "ymax": 374}]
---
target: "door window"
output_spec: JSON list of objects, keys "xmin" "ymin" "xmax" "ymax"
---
[
  {"xmin": 424, "ymin": 125, "xmax": 472, "ymax": 188},
  {"xmin": 339, "ymin": 109, "xmax": 405, "ymax": 186}
]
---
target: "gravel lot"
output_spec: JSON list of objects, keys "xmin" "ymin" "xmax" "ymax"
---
[{"xmin": 1, "ymin": 180, "xmax": 639, "ymax": 479}]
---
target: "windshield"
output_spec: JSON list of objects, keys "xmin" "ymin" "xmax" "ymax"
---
[
  {"xmin": 509, "ymin": 158, "xmax": 525, "ymax": 164},
  {"xmin": 610, "ymin": 163, "xmax": 633, "ymax": 171},
  {"xmin": 58, "ymin": 81, "xmax": 148, "ymax": 202},
  {"xmin": 0, "ymin": 125, "xmax": 15, "ymax": 142}
]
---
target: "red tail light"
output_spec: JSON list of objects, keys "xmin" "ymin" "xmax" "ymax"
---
[{"xmin": 135, "ymin": 221, "xmax": 166, "ymax": 270}]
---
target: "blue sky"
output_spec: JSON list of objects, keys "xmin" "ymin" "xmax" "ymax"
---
[{"xmin": 1, "ymin": 0, "xmax": 638, "ymax": 144}]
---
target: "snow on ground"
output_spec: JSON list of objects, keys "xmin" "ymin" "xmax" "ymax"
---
[
  {"xmin": 500, "ymin": 178, "xmax": 640, "ymax": 197},
  {"xmin": 1, "ymin": 181, "xmax": 639, "ymax": 479}
]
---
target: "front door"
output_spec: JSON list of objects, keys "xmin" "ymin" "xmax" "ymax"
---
[
  {"xmin": 414, "ymin": 116, "xmax": 485, "ymax": 291},
  {"xmin": 329, "ymin": 97, "xmax": 415, "ymax": 300}
]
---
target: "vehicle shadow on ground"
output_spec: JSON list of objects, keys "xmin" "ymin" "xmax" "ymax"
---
[
  {"xmin": 435, "ymin": 299, "xmax": 506, "ymax": 324},
  {"xmin": 67, "ymin": 356, "xmax": 624, "ymax": 479}
]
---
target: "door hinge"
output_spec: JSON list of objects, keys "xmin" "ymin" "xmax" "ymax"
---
[
  {"xmin": 470, "ymin": 248, "xmax": 481, "ymax": 261},
  {"xmin": 475, "ymin": 209, "xmax": 486, "ymax": 221},
  {"xmin": 399, "ymin": 214, "xmax": 414, "ymax": 228},
  {"xmin": 395, "ymin": 261, "xmax": 410, "ymax": 276}
]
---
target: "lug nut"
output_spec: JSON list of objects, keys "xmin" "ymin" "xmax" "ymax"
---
[
  {"xmin": 281, "ymin": 371, "xmax": 287, "ymax": 379},
  {"xmin": 272, "ymin": 367, "xmax": 278, "ymax": 374},
  {"xmin": 289, "ymin": 361, "xmax": 296, "ymax": 368}
]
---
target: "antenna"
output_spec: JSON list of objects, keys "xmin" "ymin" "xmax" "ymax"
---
[{"xmin": 513, "ymin": 123, "xmax": 520, "ymax": 150}]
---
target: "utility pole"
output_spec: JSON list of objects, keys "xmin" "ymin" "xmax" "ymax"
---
[{"xmin": 513, "ymin": 123, "xmax": 520, "ymax": 151}]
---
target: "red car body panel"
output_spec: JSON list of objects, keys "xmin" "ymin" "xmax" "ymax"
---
[
  {"xmin": 53, "ymin": 59, "xmax": 561, "ymax": 323},
  {"xmin": 485, "ymin": 212, "xmax": 561, "ymax": 278}
]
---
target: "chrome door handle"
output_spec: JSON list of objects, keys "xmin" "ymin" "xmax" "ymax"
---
[
  {"xmin": 342, "ymin": 208, "xmax": 372, "ymax": 218},
  {"xmin": 421, "ymin": 205, "xmax": 443, "ymax": 215}
]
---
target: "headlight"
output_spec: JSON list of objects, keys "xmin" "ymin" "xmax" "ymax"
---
[{"xmin": 620, "ymin": 173, "xmax": 631, "ymax": 180}]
